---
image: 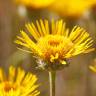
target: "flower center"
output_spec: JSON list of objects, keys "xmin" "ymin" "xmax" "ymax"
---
[
  {"xmin": 4, "ymin": 81, "xmax": 16, "ymax": 92},
  {"xmin": 48, "ymin": 40, "xmax": 61, "ymax": 47},
  {"xmin": 37, "ymin": 35, "xmax": 73, "ymax": 61}
]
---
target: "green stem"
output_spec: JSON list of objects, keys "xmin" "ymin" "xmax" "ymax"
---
[{"xmin": 49, "ymin": 71, "xmax": 56, "ymax": 96}]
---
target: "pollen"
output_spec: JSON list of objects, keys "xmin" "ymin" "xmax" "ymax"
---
[
  {"xmin": 37, "ymin": 35, "xmax": 74, "ymax": 63},
  {"xmin": 3, "ymin": 81, "xmax": 16, "ymax": 92}
]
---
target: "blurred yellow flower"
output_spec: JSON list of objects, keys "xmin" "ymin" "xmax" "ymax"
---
[
  {"xmin": 15, "ymin": 19, "xmax": 94, "ymax": 70},
  {"xmin": 15, "ymin": 0, "xmax": 55, "ymax": 9},
  {"xmin": 89, "ymin": 65, "xmax": 96, "ymax": 72},
  {"xmin": 0, "ymin": 66, "xmax": 40, "ymax": 96},
  {"xmin": 49, "ymin": 0, "xmax": 96, "ymax": 17},
  {"xmin": 89, "ymin": 59, "xmax": 96, "ymax": 72},
  {"xmin": 14, "ymin": 0, "xmax": 96, "ymax": 17}
]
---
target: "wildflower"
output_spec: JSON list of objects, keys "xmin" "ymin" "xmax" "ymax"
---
[
  {"xmin": 49, "ymin": 0, "xmax": 96, "ymax": 17},
  {"xmin": 0, "ymin": 66, "xmax": 40, "ymax": 96},
  {"xmin": 14, "ymin": 0, "xmax": 96, "ymax": 18},
  {"xmin": 15, "ymin": 19, "xmax": 94, "ymax": 71},
  {"xmin": 89, "ymin": 65, "xmax": 96, "ymax": 72},
  {"xmin": 89, "ymin": 59, "xmax": 96, "ymax": 72},
  {"xmin": 15, "ymin": 0, "xmax": 55, "ymax": 9}
]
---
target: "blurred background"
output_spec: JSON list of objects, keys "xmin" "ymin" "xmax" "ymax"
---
[{"xmin": 0, "ymin": 0, "xmax": 96, "ymax": 96}]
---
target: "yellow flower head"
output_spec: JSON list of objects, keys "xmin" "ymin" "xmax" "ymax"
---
[
  {"xmin": 15, "ymin": 19, "xmax": 94, "ymax": 70},
  {"xmin": 14, "ymin": 0, "xmax": 96, "ymax": 17},
  {"xmin": 0, "ymin": 66, "xmax": 40, "ymax": 96},
  {"xmin": 89, "ymin": 59, "xmax": 96, "ymax": 73},
  {"xmin": 49, "ymin": 0, "xmax": 96, "ymax": 17},
  {"xmin": 89, "ymin": 65, "xmax": 96, "ymax": 72},
  {"xmin": 15, "ymin": 0, "xmax": 55, "ymax": 9}
]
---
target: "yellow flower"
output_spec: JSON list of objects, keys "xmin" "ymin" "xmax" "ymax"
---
[
  {"xmin": 15, "ymin": 0, "xmax": 55, "ymax": 9},
  {"xmin": 89, "ymin": 59, "xmax": 96, "ymax": 72},
  {"xmin": 49, "ymin": 0, "xmax": 96, "ymax": 17},
  {"xmin": 15, "ymin": 19, "xmax": 94, "ymax": 70},
  {"xmin": 89, "ymin": 65, "xmax": 96, "ymax": 72},
  {"xmin": 14, "ymin": 0, "xmax": 96, "ymax": 17},
  {"xmin": 0, "ymin": 66, "xmax": 40, "ymax": 96}
]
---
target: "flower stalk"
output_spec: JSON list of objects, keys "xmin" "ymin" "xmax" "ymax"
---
[{"xmin": 49, "ymin": 71, "xmax": 56, "ymax": 96}]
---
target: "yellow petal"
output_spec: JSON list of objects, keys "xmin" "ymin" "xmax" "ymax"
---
[{"xmin": 89, "ymin": 65, "xmax": 96, "ymax": 72}]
